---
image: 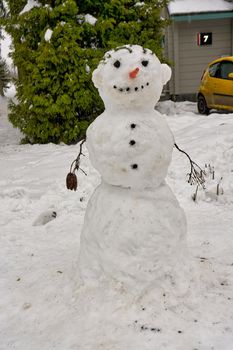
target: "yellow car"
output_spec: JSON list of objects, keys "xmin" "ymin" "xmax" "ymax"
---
[{"xmin": 197, "ymin": 56, "xmax": 233, "ymax": 114}]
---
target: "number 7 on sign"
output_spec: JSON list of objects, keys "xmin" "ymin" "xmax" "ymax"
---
[{"xmin": 197, "ymin": 32, "xmax": 212, "ymax": 46}]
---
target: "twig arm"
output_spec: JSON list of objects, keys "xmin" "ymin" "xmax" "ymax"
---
[
  {"xmin": 174, "ymin": 143, "xmax": 206, "ymax": 188},
  {"xmin": 66, "ymin": 138, "xmax": 87, "ymax": 191}
]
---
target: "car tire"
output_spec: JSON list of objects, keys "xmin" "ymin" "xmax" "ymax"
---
[{"xmin": 197, "ymin": 95, "xmax": 210, "ymax": 115}]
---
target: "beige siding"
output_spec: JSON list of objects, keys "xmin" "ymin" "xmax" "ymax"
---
[{"xmin": 166, "ymin": 18, "xmax": 233, "ymax": 95}]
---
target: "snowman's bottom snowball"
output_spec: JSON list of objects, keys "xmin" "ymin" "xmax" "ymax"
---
[{"xmin": 78, "ymin": 181, "xmax": 193, "ymax": 301}]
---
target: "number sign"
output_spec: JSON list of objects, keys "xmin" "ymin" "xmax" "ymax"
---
[{"xmin": 197, "ymin": 33, "xmax": 212, "ymax": 46}]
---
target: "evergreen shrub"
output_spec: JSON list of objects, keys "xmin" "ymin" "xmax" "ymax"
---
[
  {"xmin": 0, "ymin": 58, "xmax": 10, "ymax": 96},
  {"xmin": 4, "ymin": 0, "xmax": 168, "ymax": 144}
]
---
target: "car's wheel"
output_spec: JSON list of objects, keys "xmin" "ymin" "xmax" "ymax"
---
[{"xmin": 197, "ymin": 95, "xmax": 210, "ymax": 115}]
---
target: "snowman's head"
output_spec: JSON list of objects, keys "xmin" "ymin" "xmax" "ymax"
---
[{"xmin": 92, "ymin": 45, "xmax": 171, "ymax": 109}]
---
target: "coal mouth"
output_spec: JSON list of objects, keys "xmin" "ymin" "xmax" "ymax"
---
[{"xmin": 113, "ymin": 82, "xmax": 150, "ymax": 93}]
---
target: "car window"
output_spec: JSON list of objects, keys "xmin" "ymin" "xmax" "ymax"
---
[
  {"xmin": 220, "ymin": 61, "xmax": 233, "ymax": 79},
  {"xmin": 209, "ymin": 62, "xmax": 221, "ymax": 78}
]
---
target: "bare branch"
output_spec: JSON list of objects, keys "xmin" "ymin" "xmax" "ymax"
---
[
  {"xmin": 192, "ymin": 185, "xmax": 199, "ymax": 202},
  {"xmin": 69, "ymin": 138, "xmax": 86, "ymax": 173},
  {"xmin": 174, "ymin": 143, "xmax": 206, "ymax": 188}
]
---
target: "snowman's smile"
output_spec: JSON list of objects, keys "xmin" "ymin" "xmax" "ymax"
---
[{"xmin": 113, "ymin": 82, "xmax": 150, "ymax": 93}]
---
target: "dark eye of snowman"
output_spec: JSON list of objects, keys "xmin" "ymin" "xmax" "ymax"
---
[
  {"xmin": 113, "ymin": 60, "xmax": 121, "ymax": 68},
  {"xmin": 141, "ymin": 60, "xmax": 149, "ymax": 67}
]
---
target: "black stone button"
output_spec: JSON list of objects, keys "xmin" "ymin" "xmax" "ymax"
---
[
  {"xmin": 130, "ymin": 123, "xmax": 136, "ymax": 129},
  {"xmin": 131, "ymin": 164, "xmax": 138, "ymax": 169},
  {"xmin": 129, "ymin": 140, "xmax": 136, "ymax": 146}
]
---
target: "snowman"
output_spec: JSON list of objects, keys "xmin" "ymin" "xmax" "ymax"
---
[{"xmin": 77, "ymin": 45, "xmax": 191, "ymax": 303}]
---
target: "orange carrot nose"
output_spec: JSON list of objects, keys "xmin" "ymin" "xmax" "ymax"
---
[{"xmin": 129, "ymin": 67, "xmax": 139, "ymax": 79}]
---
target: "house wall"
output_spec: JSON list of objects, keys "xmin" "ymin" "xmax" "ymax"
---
[{"xmin": 166, "ymin": 18, "xmax": 233, "ymax": 97}]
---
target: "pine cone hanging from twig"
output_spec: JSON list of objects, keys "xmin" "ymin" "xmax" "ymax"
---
[
  {"xmin": 66, "ymin": 138, "xmax": 86, "ymax": 191},
  {"xmin": 66, "ymin": 172, "xmax": 78, "ymax": 191}
]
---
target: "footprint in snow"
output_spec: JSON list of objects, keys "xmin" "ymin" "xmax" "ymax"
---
[{"xmin": 33, "ymin": 210, "xmax": 57, "ymax": 226}]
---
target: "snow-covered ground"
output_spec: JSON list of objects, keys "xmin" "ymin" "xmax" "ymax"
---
[{"xmin": 1, "ymin": 96, "xmax": 233, "ymax": 349}]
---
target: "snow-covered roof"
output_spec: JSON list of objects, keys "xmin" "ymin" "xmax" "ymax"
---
[{"xmin": 168, "ymin": 0, "xmax": 233, "ymax": 15}]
